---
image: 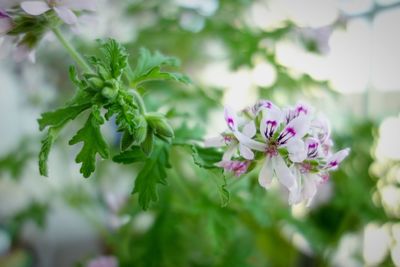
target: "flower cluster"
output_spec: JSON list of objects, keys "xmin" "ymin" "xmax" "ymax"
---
[
  {"xmin": 205, "ymin": 100, "xmax": 350, "ymax": 206},
  {"xmin": 0, "ymin": 0, "xmax": 96, "ymax": 62}
]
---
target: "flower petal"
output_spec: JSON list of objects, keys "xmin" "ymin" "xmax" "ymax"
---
[
  {"xmin": 303, "ymin": 174, "xmax": 319, "ymax": 207},
  {"xmin": 260, "ymin": 105, "xmax": 283, "ymax": 140},
  {"xmin": 21, "ymin": 1, "xmax": 50, "ymax": 15},
  {"xmin": 222, "ymin": 143, "xmax": 238, "ymax": 161},
  {"xmin": 259, "ymin": 158, "xmax": 274, "ymax": 189},
  {"xmin": 288, "ymin": 179, "xmax": 302, "ymax": 205},
  {"xmin": 0, "ymin": 17, "xmax": 13, "ymax": 35},
  {"xmin": 224, "ymin": 106, "xmax": 238, "ymax": 131},
  {"xmin": 273, "ymin": 155, "xmax": 296, "ymax": 191},
  {"xmin": 326, "ymin": 148, "xmax": 350, "ymax": 170},
  {"xmin": 242, "ymin": 121, "xmax": 256, "ymax": 137},
  {"xmin": 54, "ymin": 6, "xmax": 78, "ymax": 24},
  {"xmin": 60, "ymin": 0, "xmax": 97, "ymax": 11},
  {"xmin": 204, "ymin": 135, "xmax": 226, "ymax": 147},
  {"xmin": 234, "ymin": 131, "xmax": 265, "ymax": 151},
  {"xmin": 239, "ymin": 144, "xmax": 254, "ymax": 160},
  {"xmin": 278, "ymin": 113, "xmax": 311, "ymax": 145},
  {"xmin": 14, "ymin": 44, "xmax": 36, "ymax": 63},
  {"xmin": 286, "ymin": 138, "xmax": 307, "ymax": 162}
]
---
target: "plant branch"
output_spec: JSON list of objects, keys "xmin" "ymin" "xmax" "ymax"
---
[{"xmin": 52, "ymin": 27, "xmax": 93, "ymax": 73}]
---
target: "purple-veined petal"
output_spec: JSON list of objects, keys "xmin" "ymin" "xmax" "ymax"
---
[
  {"xmin": 234, "ymin": 131, "xmax": 265, "ymax": 152},
  {"xmin": 54, "ymin": 6, "xmax": 78, "ymax": 24},
  {"xmin": 242, "ymin": 121, "xmax": 256, "ymax": 137},
  {"xmin": 204, "ymin": 135, "xmax": 226, "ymax": 147},
  {"xmin": 222, "ymin": 143, "xmax": 238, "ymax": 161},
  {"xmin": 60, "ymin": 0, "xmax": 97, "ymax": 11},
  {"xmin": 303, "ymin": 174, "xmax": 319, "ymax": 207},
  {"xmin": 286, "ymin": 138, "xmax": 307, "ymax": 163},
  {"xmin": 304, "ymin": 137, "xmax": 320, "ymax": 158},
  {"xmin": 285, "ymin": 102, "xmax": 313, "ymax": 123},
  {"xmin": 224, "ymin": 106, "xmax": 238, "ymax": 131},
  {"xmin": 260, "ymin": 107, "xmax": 283, "ymax": 140},
  {"xmin": 277, "ymin": 113, "xmax": 311, "ymax": 145},
  {"xmin": 21, "ymin": 1, "xmax": 50, "ymax": 15},
  {"xmin": 325, "ymin": 148, "xmax": 350, "ymax": 170},
  {"xmin": 216, "ymin": 160, "xmax": 250, "ymax": 176},
  {"xmin": 0, "ymin": 9, "xmax": 10, "ymax": 18},
  {"xmin": 239, "ymin": 143, "xmax": 254, "ymax": 160},
  {"xmin": 253, "ymin": 99, "xmax": 277, "ymax": 115},
  {"xmin": 258, "ymin": 158, "xmax": 274, "ymax": 189},
  {"xmin": 273, "ymin": 155, "xmax": 297, "ymax": 191}
]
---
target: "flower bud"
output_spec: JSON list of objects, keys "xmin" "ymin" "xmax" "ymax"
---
[
  {"xmin": 87, "ymin": 77, "xmax": 104, "ymax": 89},
  {"xmin": 141, "ymin": 130, "xmax": 154, "ymax": 156},
  {"xmin": 145, "ymin": 113, "xmax": 174, "ymax": 138},
  {"xmin": 101, "ymin": 87, "xmax": 117, "ymax": 100},
  {"xmin": 132, "ymin": 118, "xmax": 148, "ymax": 145}
]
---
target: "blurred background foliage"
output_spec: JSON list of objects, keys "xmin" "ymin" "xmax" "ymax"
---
[{"xmin": 0, "ymin": 0, "xmax": 400, "ymax": 266}]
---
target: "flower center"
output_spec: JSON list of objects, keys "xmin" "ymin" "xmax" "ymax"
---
[
  {"xmin": 300, "ymin": 163, "xmax": 312, "ymax": 174},
  {"xmin": 265, "ymin": 141, "xmax": 278, "ymax": 157}
]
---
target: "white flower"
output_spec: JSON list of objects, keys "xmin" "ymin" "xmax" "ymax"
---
[
  {"xmin": 205, "ymin": 106, "xmax": 263, "ymax": 161},
  {"xmin": 21, "ymin": 0, "xmax": 96, "ymax": 25},
  {"xmin": 258, "ymin": 103, "xmax": 311, "ymax": 193},
  {"xmin": 208, "ymin": 99, "xmax": 350, "ymax": 206}
]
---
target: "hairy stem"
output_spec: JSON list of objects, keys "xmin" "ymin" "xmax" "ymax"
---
[
  {"xmin": 130, "ymin": 89, "xmax": 146, "ymax": 114},
  {"xmin": 52, "ymin": 27, "xmax": 92, "ymax": 73}
]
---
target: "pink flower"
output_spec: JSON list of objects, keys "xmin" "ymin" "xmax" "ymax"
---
[
  {"xmin": 87, "ymin": 256, "xmax": 118, "ymax": 267},
  {"xmin": 21, "ymin": 0, "xmax": 96, "ymax": 25},
  {"xmin": 0, "ymin": 9, "xmax": 13, "ymax": 35}
]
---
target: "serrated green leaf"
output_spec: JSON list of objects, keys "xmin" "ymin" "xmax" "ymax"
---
[
  {"xmin": 99, "ymin": 38, "xmax": 128, "ymax": 79},
  {"xmin": 69, "ymin": 108, "xmax": 110, "ymax": 178},
  {"xmin": 130, "ymin": 48, "xmax": 190, "ymax": 86},
  {"xmin": 133, "ymin": 143, "xmax": 171, "ymax": 210},
  {"xmin": 206, "ymin": 169, "xmax": 230, "ymax": 207},
  {"xmin": 113, "ymin": 146, "xmax": 148, "ymax": 164},
  {"xmin": 38, "ymin": 103, "xmax": 91, "ymax": 131},
  {"xmin": 192, "ymin": 145, "xmax": 223, "ymax": 169},
  {"xmin": 132, "ymin": 67, "xmax": 191, "ymax": 86}
]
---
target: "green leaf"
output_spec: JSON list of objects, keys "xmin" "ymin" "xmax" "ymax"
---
[
  {"xmin": 113, "ymin": 146, "xmax": 148, "ymax": 164},
  {"xmin": 131, "ymin": 48, "xmax": 191, "ymax": 86},
  {"xmin": 69, "ymin": 107, "xmax": 110, "ymax": 178},
  {"xmin": 98, "ymin": 38, "xmax": 128, "ymax": 79},
  {"xmin": 38, "ymin": 103, "xmax": 91, "ymax": 131},
  {"xmin": 192, "ymin": 145, "xmax": 223, "ymax": 169},
  {"xmin": 38, "ymin": 127, "xmax": 60, "ymax": 177},
  {"xmin": 133, "ymin": 143, "xmax": 171, "ymax": 210},
  {"xmin": 206, "ymin": 169, "xmax": 230, "ymax": 207}
]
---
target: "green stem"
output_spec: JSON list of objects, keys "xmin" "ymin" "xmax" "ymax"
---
[
  {"xmin": 130, "ymin": 89, "xmax": 146, "ymax": 114},
  {"xmin": 52, "ymin": 27, "xmax": 92, "ymax": 73}
]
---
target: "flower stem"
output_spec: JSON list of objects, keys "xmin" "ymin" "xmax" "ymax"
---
[{"xmin": 52, "ymin": 27, "xmax": 92, "ymax": 73}]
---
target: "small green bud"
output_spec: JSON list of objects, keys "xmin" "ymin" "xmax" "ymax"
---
[
  {"xmin": 132, "ymin": 117, "xmax": 148, "ymax": 145},
  {"xmin": 141, "ymin": 129, "xmax": 154, "ymax": 156},
  {"xmin": 101, "ymin": 87, "xmax": 117, "ymax": 99},
  {"xmin": 145, "ymin": 113, "xmax": 174, "ymax": 138},
  {"xmin": 87, "ymin": 77, "xmax": 104, "ymax": 89}
]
